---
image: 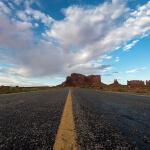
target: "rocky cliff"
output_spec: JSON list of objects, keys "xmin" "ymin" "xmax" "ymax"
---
[
  {"xmin": 127, "ymin": 80, "xmax": 145, "ymax": 86},
  {"xmin": 146, "ymin": 80, "xmax": 150, "ymax": 86},
  {"xmin": 60, "ymin": 73, "xmax": 103, "ymax": 87},
  {"xmin": 110, "ymin": 79, "xmax": 121, "ymax": 86}
]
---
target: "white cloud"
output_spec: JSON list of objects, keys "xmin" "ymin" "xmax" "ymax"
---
[
  {"xmin": 15, "ymin": 21, "xmax": 33, "ymax": 30},
  {"xmin": 126, "ymin": 67, "xmax": 147, "ymax": 73},
  {"xmin": 13, "ymin": 0, "xmax": 21, "ymax": 5},
  {"xmin": 25, "ymin": 8, "xmax": 54, "ymax": 26},
  {"xmin": 0, "ymin": 0, "xmax": 150, "ymax": 83},
  {"xmin": 65, "ymin": 61, "xmax": 113, "ymax": 75},
  {"xmin": 17, "ymin": 11, "xmax": 31, "ymax": 22},
  {"xmin": 102, "ymin": 71, "xmax": 122, "ymax": 76},
  {"xmin": 123, "ymin": 40, "xmax": 139, "ymax": 51},
  {"xmin": 46, "ymin": 1, "xmax": 150, "ymax": 61},
  {"xmin": 34, "ymin": 23, "xmax": 39, "ymax": 27},
  {"xmin": 0, "ymin": 2, "xmax": 10, "ymax": 14},
  {"xmin": 8, "ymin": 2, "xmax": 14, "ymax": 10},
  {"xmin": 0, "ymin": 67, "xmax": 30, "ymax": 77},
  {"xmin": 43, "ymin": 1, "xmax": 130, "ymax": 66},
  {"xmin": 0, "ymin": 74, "xmax": 48, "ymax": 87},
  {"xmin": 102, "ymin": 55, "xmax": 112, "ymax": 59},
  {"xmin": 115, "ymin": 57, "xmax": 120, "ymax": 62},
  {"xmin": 0, "ymin": 11, "xmax": 34, "ymax": 50}
]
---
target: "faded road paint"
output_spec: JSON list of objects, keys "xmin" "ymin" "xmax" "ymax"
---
[{"xmin": 53, "ymin": 89, "xmax": 78, "ymax": 150}]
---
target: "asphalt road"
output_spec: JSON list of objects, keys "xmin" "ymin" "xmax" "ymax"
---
[
  {"xmin": 72, "ymin": 88, "xmax": 150, "ymax": 150},
  {"xmin": 0, "ymin": 88, "xmax": 68, "ymax": 150},
  {"xmin": 1, "ymin": 88, "xmax": 150, "ymax": 150}
]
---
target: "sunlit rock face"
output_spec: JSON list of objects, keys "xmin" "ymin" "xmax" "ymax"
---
[{"xmin": 60, "ymin": 73, "xmax": 103, "ymax": 87}]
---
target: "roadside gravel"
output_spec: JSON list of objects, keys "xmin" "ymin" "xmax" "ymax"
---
[
  {"xmin": 72, "ymin": 88, "xmax": 149, "ymax": 150},
  {"xmin": 0, "ymin": 88, "xmax": 68, "ymax": 150}
]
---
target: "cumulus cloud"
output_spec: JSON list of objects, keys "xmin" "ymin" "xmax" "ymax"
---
[
  {"xmin": 45, "ymin": 0, "xmax": 150, "ymax": 62},
  {"xmin": 126, "ymin": 67, "xmax": 147, "ymax": 73},
  {"xmin": 46, "ymin": 0, "xmax": 129, "ymax": 59},
  {"xmin": 0, "ymin": 0, "xmax": 150, "ymax": 83},
  {"xmin": 0, "ymin": 13, "xmax": 33, "ymax": 49}
]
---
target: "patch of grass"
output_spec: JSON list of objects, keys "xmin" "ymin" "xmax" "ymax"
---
[
  {"xmin": 117, "ymin": 88, "xmax": 124, "ymax": 92},
  {"xmin": 78, "ymin": 85, "xmax": 150, "ymax": 95},
  {"xmin": 0, "ymin": 86, "xmax": 55, "ymax": 94}
]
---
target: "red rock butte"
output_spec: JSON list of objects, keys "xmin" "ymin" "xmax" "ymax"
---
[
  {"xmin": 146, "ymin": 80, "xmax": 150, "ymax": 86},
  {"xmin": 60, "ymin": 73, "xmax": 104, "ymax": 87},
  {"xmin": 127, "ymin": 80, "xmax": 145, "ymax": 86},
  {"xmin": 58, "ymin": 73, "xmax": 150, "ymax": 87},
  {"xmin": 109, "ymin": 79, "xmax": 121, "ymax": 86}
]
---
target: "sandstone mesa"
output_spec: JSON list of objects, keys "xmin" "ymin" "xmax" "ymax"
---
[{"xmin": 58, "ymin": 73, "xmax": 150, "ymax": 87}]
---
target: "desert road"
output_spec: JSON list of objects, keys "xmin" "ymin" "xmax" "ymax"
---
[{"xmin": 0, "ymin": 88, "xmax": 150, "ymax": 150}]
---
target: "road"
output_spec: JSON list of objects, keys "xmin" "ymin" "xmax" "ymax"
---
[
  {"xmin": 0, "ymin": 88, "xmax": 68, "ymax": 150},
  {"xmin": 72, "ymin": 88, "xmax": 150, "ymax": 150},
  {"xmin": 0, "ymin": 88, "xmax": 150, "ymax": 150}
]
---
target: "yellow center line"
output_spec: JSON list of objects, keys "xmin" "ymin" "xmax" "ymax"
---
[{"xmin": 53, "ymin": 89, "xmax": 78, "ymax": 150}]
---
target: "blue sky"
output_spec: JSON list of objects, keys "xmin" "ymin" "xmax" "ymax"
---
[{"xmin": 0, "ymin": 0, "xmax": 150, "ymax": 86}]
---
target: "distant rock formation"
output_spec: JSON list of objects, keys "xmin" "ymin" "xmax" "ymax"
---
[
  {"xmin": 127, "ymin": 80, "xmax": 145, "ymax": 86},
  {"xmin": 146, "ymin": 80, "xmax": 150, "ymax": 86},
  {"xmin": 60, "ymin": 73, "xmax": 104, "ymax": 87},
  {"xmin": 110, "ymin": 79, "xmax": 121, "ymax": 86},
  {"xmin": 57, "ymin": 73, "xmax": 149, "ymax": 87}
]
